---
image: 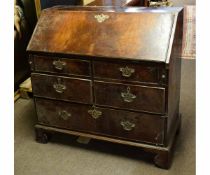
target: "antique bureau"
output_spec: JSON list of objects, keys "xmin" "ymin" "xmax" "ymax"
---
[{"xmin": 27, "ymin": 6, "xmax": 183, "ymax": 169}]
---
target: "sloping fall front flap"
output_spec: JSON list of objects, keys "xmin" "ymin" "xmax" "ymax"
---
[{"xmin": 27, "ymin": 6, "xmax": 182, "ymax": 62}]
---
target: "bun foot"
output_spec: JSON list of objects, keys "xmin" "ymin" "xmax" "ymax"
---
[
  {"xmin": 35, "ymin": 128, "xmax": 51, "ymax": 144},
  {"xmin": 154, "ymin": 150, "xmax": 172, "ymax": 169}
]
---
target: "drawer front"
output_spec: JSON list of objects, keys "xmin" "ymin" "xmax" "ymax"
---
[
  {"xmin": 36, "ymin": 98, "xmax": 93, "ymax": 132},
  {"xmin": 32, "ymin": 73, "xmax": 92, "ymax": 103},
  {"xmin": 93, "ymin": 60, "xmax": 160, "ymax": 83},
  {"xmin": 95, "ymin": 106, "xmax": 165, "ymax": 145},
  {"xmin": 35, "ymin": 98, "xmax": 165, "ymax": 145},
  {"xmin": 94, "ymin": 81, "xmax": 165, "ymax": 114},
  {"xmin": 33, "ymin": 55, "xmax": 91, "ymax": 77}
]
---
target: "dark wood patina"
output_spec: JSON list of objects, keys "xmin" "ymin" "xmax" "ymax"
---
[
  {"xmin": 27, "ymin": 6, "xmax": 183, "ymax": 169},
  {"xmin": 94, "ymin": 81, "xmax": 166, "ymax": 113},
  {"xmin": 33, "ymin": 55, "xmax": 91, "ymax": 77}
]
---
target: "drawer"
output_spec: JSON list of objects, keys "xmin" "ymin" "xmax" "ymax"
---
[
  {"xmin": 35, "ymin": 98, "xmax": 165, "ymax": 145},
  {"xmin": 94, "ymin": 81, "xmax": 165, "ymax": 114},
  {"xmin": 35, "ymin": 98, "xmax": 93, "ymax": 132},
  {"xmin": 33, "ymin": 55, "xmax": 91, "ymax": 77},
  {"xmin": 31, "ymin": 73, "xmax": 92, "ymax": 103},
  {"xmin": 93, "ymin": 60, "xmax": 161, "ymax": 83}
]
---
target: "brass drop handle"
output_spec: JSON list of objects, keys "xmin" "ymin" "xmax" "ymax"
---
[
  {"xmin": 119, "ymin": 66, "xmax": 135, "ymax": 78},
  {"xmin": 88, "ymin": 106, "xmax": 102, "ymax": 119},
  {"xmin": 58, "ymin": 110, "xmax": 71, "ymax": 120},
  {"xmin": 53, "ymin": 78, "xmax": 66, "ymax": 93},
  {"xmin": 53, "ymin": 59, "xmax": 66, "ymax": 70},
  {"xmin": 121, "ymin": 87, "xmax": 136, "ymax": 103},
  {"xmin": 120, "ymin": 120, "xmax": 135, "ymax": 131}
]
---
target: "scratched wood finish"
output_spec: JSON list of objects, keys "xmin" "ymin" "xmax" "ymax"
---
[
  {"xmin": 31, "ymin": 73, "xmax": 92, "ymax": 103},
  {"xmin": 35, "ymin": 98, "xmax": 165, "ymax": 145},
  {"xmin": 33, "ymin": 55, "xmax": 91, "ymax": 77},
  {"xmin": 94, "ymin": 81, "xmax": 165, "ymax": 114},
  {"xmin": 27, "ymin": 7, "xmax": 182, "ymax": 62},
  {"xmin": 93, "ymin": 60, "xmax": 160, "ymax": 84}
]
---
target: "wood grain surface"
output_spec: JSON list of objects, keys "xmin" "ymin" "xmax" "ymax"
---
[{"xmin": 27, "ymin": 7, "xmax": 182, "ymax": 62}]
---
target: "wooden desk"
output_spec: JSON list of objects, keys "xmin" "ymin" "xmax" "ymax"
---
[{"xmin": 27, "ymin": 6, "xmax": 183, "ymax": 169}]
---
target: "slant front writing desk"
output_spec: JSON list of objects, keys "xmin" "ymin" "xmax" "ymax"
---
[{"xmin": 27, "ymin": 6, "xmax": 183, "ymax": 169}]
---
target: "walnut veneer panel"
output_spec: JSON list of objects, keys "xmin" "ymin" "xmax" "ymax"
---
[
  {"xmin": 27, "ymin": 7, "xmax": 182, "ymax": 62},
  {"xmin": 33, "ymin": 55, "xmax": 91, "ymax": 77},
  {"xmin": 93, "ymin": 60, "xmax": 160, "ymax": 84},
  {"xmin": 94, "ymin": 81, "xmax": 165, "ymax": 113},
  {"xmin": 36, "ymin": 98, "xmax": 165, "ymax": 145},
  {"xmin": 31, "ymin": 73, "xmax": 92, "ymax": 104}
]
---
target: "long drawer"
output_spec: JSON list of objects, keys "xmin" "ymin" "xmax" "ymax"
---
[
  {"xmin": 35, "ymin": 98, "xmax": 165, "ymax": 145},
  {"xmin": 31, "ymin": 73, "xmax": 92, "ymax": 103},
  {"xmin": 33, "ymin": 55, "xmax": 91, "ymax": 77},
  {"xmin": 94, "ymin": 81, "xmax": 165, "ymax": 114}
]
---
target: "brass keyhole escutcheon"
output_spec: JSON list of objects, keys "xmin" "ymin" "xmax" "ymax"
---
[
  {"xmin": 94, "ymin": 14, "xmax": 109, "ymax": 23},
  {"xmin": 58, "ymin": 110, "xmax": 71, "ymax": 120},
  {"xmin": 88, "ymin": 106, "xmax": 102, "ymax": 119}
]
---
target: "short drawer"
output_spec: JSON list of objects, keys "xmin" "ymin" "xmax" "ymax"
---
[
  {"xmin": 33, "ymin": 55, "xmax": 91, "ymax": 77},
  {"xmin": 35, "ymin": 98, "xmax": 165, "ymax": 145},
  {"xmin": 93, "ymin": 60, "xmax": 161, "ymax": 83},
  {"xmin": 94, "ymin": 81, "xmax": 165, "ymax": 114},
  {"xmin": 31, "ymin": 73, "xmax": 92, "ymax": 103}
]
